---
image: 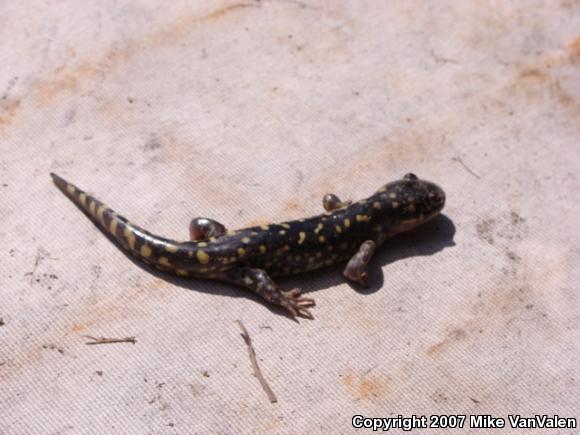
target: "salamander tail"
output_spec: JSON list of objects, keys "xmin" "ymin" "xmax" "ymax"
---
[{"xmin": 50, "ymin": 172, "xmax": 144, "ymax": 253}]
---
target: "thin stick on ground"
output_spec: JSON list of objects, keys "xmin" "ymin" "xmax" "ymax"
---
[
  {"xmin": 452, "ymin": 156, "xmax": 481, "ymax": 179},
  {"xmin": 236, "ymin": 320, "xmax": 277, "ymax": 404},
  {"xmin": 84, "ymin": 335, "xmax": 137, "ymax": 345}
]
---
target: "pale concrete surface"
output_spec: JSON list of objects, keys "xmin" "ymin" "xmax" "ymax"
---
[{"xmin": 1, "ymin": 1, "xmax": 579, "ymax": 434}]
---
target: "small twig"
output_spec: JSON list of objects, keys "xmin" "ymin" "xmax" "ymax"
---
[
  {"xmin": 452, "ymin": 156, "xmax": 481, "ymax": 179},
  {"xmin": 84, "ymin": 335, "xmax": 137, "ymax": 345},
  {"xmin": 236, "ymin": 320, "xmax": 277, "ymax": 403}
]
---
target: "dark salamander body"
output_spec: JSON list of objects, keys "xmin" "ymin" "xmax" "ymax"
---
[{"xmin": 51, "ymin": 172, "xmax": 445, "ymax": 319}]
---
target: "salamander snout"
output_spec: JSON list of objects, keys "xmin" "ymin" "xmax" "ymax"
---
[
  {"xmin": 394, "ymin": 177, "xmax": 446, "ymax": 232},
  {"xmin": 376, "ymin": 174, "xmax": 446, "ymax": 226},
  {"xmin": 402, "ymin": 174, "xmax": 445, "ymax": 215},
  {"xmin": 426, "ymin": 183, "xmax": 445, "ymax": 212},
  {"xmin": 377, "ymin": 175, "xmax": 446, "ymax": 230}
]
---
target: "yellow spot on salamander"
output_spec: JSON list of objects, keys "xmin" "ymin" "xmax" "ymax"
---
[
  {"xmin": 238, "ymin": 248, "xmax": 246, "ymax": 257},
  {"xmin": 392, "ymin": 201, "xmax": 400, "ymax": 209},
  {"xmin": 140, "ymin": 244, "xmax": 152, "ymax": 258},
  {"xmin": 197, "ymin": 250, "xmax": 210, "ymax": 265},
  {"xmin": 314, "ymin": 223, "xmax": 323, "ymax": 234},
  {"xmin": 241, "ymin": 237, "xmax": 251, "ymax": 244},
  {"xmin": 226, "ymin": 230, "xmax": 237, "ymax": 236},
  {"xmin": 259, "ymin": 245, "xmax": 267, "ymax": 253},
  {"xmin": 124, "ymin": 226, "xmax": 136, "ymax": 251},
  {"xmin": 298, "ymin": 232, "xmax": 306, "ymax": 244},
  {"xmin": 318, "ymin": 235, "xmax": 326, "ymax": 243},
  {"xmin": 89, "ymin": 201, "xmax": 96, "ymax": 215},
  {"xmin": 97, "ymin": 205, "xmax": 106, "ymax": 224},
  {"xmin": 159, "ymin": 256, "xmax": 171, "ymax": 267},
  {"xmin": 176, "ymin": 269, "xmax": 189, "ymax": 276},
  {"xmin": 281, "ymin": 223, "xmax": 290, "ymax": 229},
  {"xmin": 109, "ymin": 219, "xmax": 118, "ymax": 235},
  {"xmin": 344, "ymin": 218, "xmax": 351, "ymax": 228},
  {"xmin": 66, "ymin": 184, "xmax": 76, "ymax": 194},
  {"xmin": 373, "ymin": 201, "xmax": 382, "ymax": 210},
  {"xmin": 356, "ymin": 214, "xmax": 369, "ymax": 222},
  {"xmin": 198, "ymin": 242, "xmax": 207, "ymax": 247},
  {"xmin": 279, "ymin": 230, "xmax": 286, "ymax": 235},
  {"xmin": 165, "ymin": 244, "xmax": 178, "ymax": 253},
  {"xmin": 79, "ymin": 193, "xmax": 87, "ymax": 207},
  {"xmin": 335, "ymin": 225, "xmax": 342, "ymax": 233},
  {"xmin": 260, "ymin": 225, "xmax": 269, "ymax": 230},
  {"xmin": 389, "ymin": 192, "xmax": 397, "ymax": 199},
  {"xmin": 243, "ymin": 276, "xmax": 254, "ymax": 285}
]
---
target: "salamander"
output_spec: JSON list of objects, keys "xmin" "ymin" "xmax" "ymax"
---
[{"xmin": 51, "ymin": 172, "xmax": 445, "ymax": 319}]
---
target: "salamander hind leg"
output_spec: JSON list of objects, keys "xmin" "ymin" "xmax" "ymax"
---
[
  {"xmin": 322, "ymin": 193, "xmax": 352, "ymax": 212},
  {"xmin": 342, "ymin": 240, "xmax": 376, "ymax": 287},
  {"xmin": 189, "ymin": 217, "xmax": 226, "ymax": 241},
  {"xmin": 226, "ymin": 268, "xmax": 315, "ymax": 319}
]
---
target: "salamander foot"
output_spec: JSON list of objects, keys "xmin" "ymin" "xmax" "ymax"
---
[
  {"xmin": 342, "ymin": 240, "xmax": 376, "ymax": 287},
  {"xmin": 190, "ymin": 217, "xmax": 226, "ymax": 241},
  {"xmin": 226, "ymin": 268, "xmax": 316, "ymax": 319},
  {"xmin": 322, "ymin": 193, "xmax": 352, "ymax": 212}
]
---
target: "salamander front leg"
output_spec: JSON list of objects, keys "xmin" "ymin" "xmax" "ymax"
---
[
  {"xmin": 342, "ymin": 240, "xmax": 376, "ymax": 287},
  {"xmin": 226, "ymin": 268, "xmax": 315, "ymax": 319},
  {"xmin": 322, "ymin": 193, "xmax": 352, "ymax": 212},
  {"xmin": 189, "ymin": 217, "xmax": 227, "ymax": 241}
]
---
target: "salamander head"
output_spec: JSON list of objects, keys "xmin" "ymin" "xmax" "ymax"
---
[{"xmin": 377, "ymin": 173, "xmax": 446, "ymax": 232}]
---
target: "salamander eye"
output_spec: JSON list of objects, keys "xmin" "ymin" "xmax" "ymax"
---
[{"xmin": 404, "ymin": 173, "xmax": 418, "ymax": 181}]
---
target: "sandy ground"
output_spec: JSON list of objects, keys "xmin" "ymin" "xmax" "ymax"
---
[{"xmin": 1, "ymin": 1, "xmax": 579, "ymax": 434}]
